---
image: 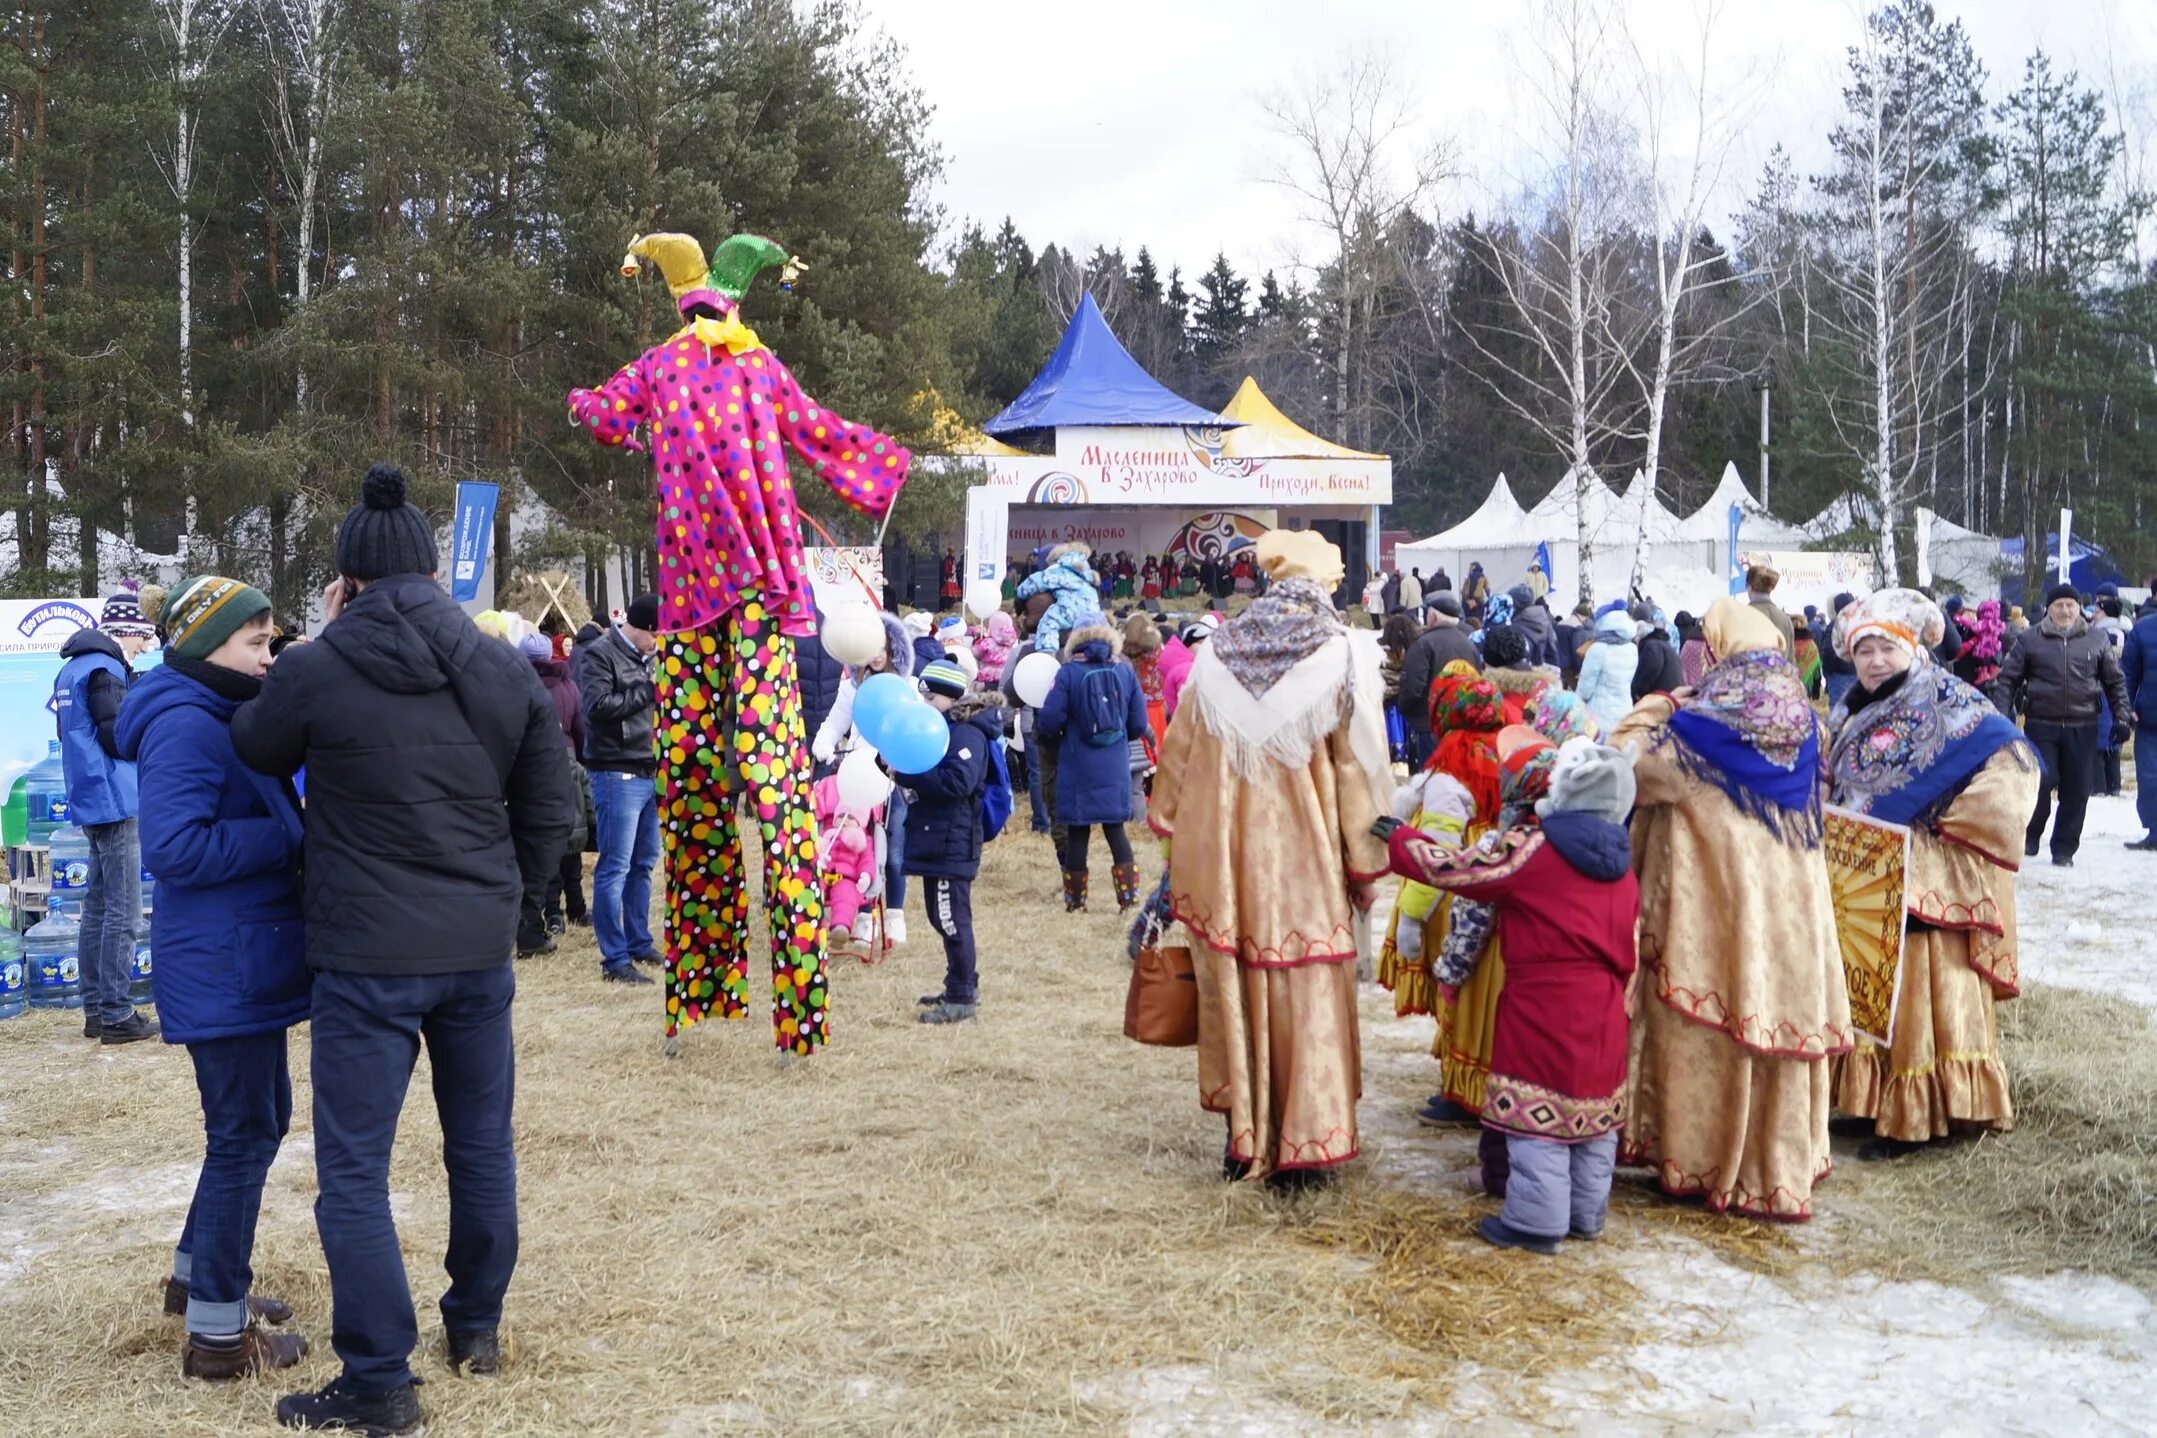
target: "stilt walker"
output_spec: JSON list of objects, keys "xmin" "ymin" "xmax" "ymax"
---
[{"xmin": 568, "ymin": 232, "xmax": 910, "ymax": 1055}]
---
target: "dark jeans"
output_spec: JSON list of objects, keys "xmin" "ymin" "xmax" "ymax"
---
[
  {"xmin": 590, "ymin": 768, "xmax": 658, "ymax": 967},
  {"xmin": 885, "ymin": 790, "xmax": 909, "ymax": 912},
  {"xmin": 542, "ymin": 851, "xmax": 586, "ymax": 926},
  {"xmin": 174, "ymin": 1030, "xmax": 292, "ymax": 1334},
  {"xmin": 1021, "ymin": 739, "xmax": 1051, "ymax": 833},
  {"xmin": 1405, "ymin": 724, "xmax": 1435, "ymax": 771},
  {"xmin": 2025, "ymin": 720, "xmax": 2098, "ymax": 860},
  {"xmin": 922, "ymin": 876, "xmax": 977, "ymax": 1005},
  {"xmin": 79, "ymin": 818, "xmax": 140, "ymax": 1025},
  {"xmin": 1038, "ymin": 736, "xmax": 1069, "ymax": 851},
  {"xmin": 2137, "ymin": 730, "xmax": 2157, "ymax": 836},
  {"xmin": 1064, "ymin": 822, "xmax": 1134, "ymax": 873},
  {"xmin": 310, "ymin": 966, "xmax": 518, "ymax": 1394}
]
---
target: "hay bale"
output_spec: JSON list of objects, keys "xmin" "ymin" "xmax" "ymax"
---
[{"xmin": 499, "ymin": 569, "xmax": 592, "ymax": 635}]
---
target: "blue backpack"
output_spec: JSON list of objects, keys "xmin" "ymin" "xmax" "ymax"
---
[
  {"xmin": 979, "ymin": 735, "xmax": 1013, "ymax": 842},
  {"xmin": 1074, "ymin": 665, "xmax": 1127, "ymax": 748}
]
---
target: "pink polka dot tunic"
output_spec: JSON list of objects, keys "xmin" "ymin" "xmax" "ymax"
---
[{"xmin": 568, "ymin": 332, "xmax": 910, "ymax": 639}]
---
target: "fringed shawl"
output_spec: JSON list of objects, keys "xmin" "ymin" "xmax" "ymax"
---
[
  {"xmin": 1181, "ymin": 632, "xmax": 1392, "ymax": 815},
  {"xmin": 1662, "ymin": 648, "xmax": 1824, "ymax": 848},
  {"xmin": 1827, "ymin": 663, "xmax": 2035, "ymax": 828}
]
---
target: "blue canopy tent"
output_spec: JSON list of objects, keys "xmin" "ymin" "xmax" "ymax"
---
[
  {"xmin": 1999, "ymin": 533, "xmax": 2124, "ymax": 606},
  {"xmin": 983, "ymin": 292, "xmax": 1230, "ymax": 437}
]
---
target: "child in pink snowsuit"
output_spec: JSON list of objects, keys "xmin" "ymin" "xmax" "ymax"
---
[
  {"xmin": 973, "ymin": 612, "xmax": 1019, "ymax": 687},
  {"xmin": 813, "ymin": 777, "xmax": 879, "ymax": 954}
]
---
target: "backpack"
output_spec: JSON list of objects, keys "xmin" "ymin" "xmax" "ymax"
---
[
  {"xmin": 979, "ymin": 731, "xmax": 1014, "ymax": 842},
  {"xmin": 1074, "ymin": 665, "xmax": 1127, "ymax": 748}
]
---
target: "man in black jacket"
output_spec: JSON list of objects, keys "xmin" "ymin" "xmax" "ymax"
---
[
  {"xmin": 574, "ymin": 594, "xmax": 662, "ymax": 985},
  {"xmin": 1994, "ymin": 582, "xmax": 2135, "ymax": 866},
  {"xmin": 1398, "ymin": 594, "xmax": 1479, "ymax": 766},
  {"xmin": 232, "ymin": 466, "xmax": 573, "ymax": 1436}
]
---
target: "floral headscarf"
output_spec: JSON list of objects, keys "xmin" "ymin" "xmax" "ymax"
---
[
  {"xmin": 1429, "ymin": 675, "xmax": 1507, "ymax": 822},
  {"xmin": 1527, "ymin": 689, "xmax": 1599, "ymax": 747},
  {"xmin": 1827, "ymin": 658, "xmax": 2032, "ymax": 828},
  {"xmin": 1207, "ymin": 577, "xmax": 1342, "ymax": 698},
  {"xmin": 1664, "ymin": 600, "xmax": 1823, "ymax": 847}
]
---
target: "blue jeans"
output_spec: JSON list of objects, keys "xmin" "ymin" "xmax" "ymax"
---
[
  {"xmin": 174, "ymin": 1030, "xmax": 292, "ymax": 1334},
  {"xmin": 1023, "ymin": 739, "xmax": 1050, "ymax": 832},
  {"xmin": 79, "ymin": 819, "xmax": 140, "ymax": 1025},
  {"xmin": 884, "ymin": 791, "xmax": 908, "ymax": 911},
  {"xmin": 589, "ymin": 769, "xmax": 658, "ymax": 967},
  {"xmin": 310, "ymin": 966, "xmax": 518, "ymax": 1394},
  {"xmin": 2137, "ymin": 729, "xmax": 2156, "ymax": 837}
]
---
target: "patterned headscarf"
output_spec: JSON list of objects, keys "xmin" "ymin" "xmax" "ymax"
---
[
  {"xmin": 1831, "ymin": 588, "xmax": 1946, "ymax": 662},
  {"xmin": 1527, "ymin": 689, "xmax": 1599, "ymax": 747},
  {"xmin": 1828, "ymin": 662, "xmax": 2033, "ymax": 827},
  {"xmin": 1207, "ymin": 577, "xmax": 1343, "ymax": 698},
  {"xmin": 1429, "ymin": 676, "xmax": 1507, "ymax": 822},
  {"xmin": 1665, "ymin": 597, "xmax": 1824, "ymax": 846},
  {"xmin": 1483, "ymin": 591, "xmax": 1516, "ymax": 631},
  {"xmin": 1497, "ymin": 735, "xmax": 1558, "ymax": 828}
]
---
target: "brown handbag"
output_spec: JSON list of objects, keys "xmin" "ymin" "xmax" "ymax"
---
[{"xmin": 1123, "ymin": 944, "xmax": 1198, "ymax": 1047}]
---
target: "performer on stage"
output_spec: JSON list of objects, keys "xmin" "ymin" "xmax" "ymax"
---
[{"xmin": 568, "ymin": 231, "xmax": 910, "ymax": 1055}]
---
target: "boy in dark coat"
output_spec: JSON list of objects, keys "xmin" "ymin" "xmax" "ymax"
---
[
  {"xmin": 894, "ymin": 661, "xmax": 1004, "ymax": 1024},
  {"xmin": 1036, "ymin": 622, "xmax": 1151, "ymax": 912},
  {"xmin": 1387, "ymin": 739, "xmax": 1641, "ymax": 1255},
  {"xmin": 115, "ymin": 577, "xmax": 310, "ymax": 1379}
]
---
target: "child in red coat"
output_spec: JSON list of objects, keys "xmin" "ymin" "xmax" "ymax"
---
[{"xmin": 1387, "ymin": 739, "xmax": 1640, "ymax": 1255}]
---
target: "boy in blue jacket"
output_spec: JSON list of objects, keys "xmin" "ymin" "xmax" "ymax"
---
[
  {"xmin": 114, "ymin": 577, "xmax": 311, "ymax": 1381},
  {"xmin": 894, "ymin": 661, "xmax": 1003, "ymax": 1025}
]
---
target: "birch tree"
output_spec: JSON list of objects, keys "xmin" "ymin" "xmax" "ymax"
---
[{"xmin": 262, "ymin": 0, "xmax": 339, "ymax": 412}]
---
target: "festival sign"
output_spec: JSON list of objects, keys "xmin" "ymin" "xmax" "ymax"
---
[
  {"xmin": 1824, "ymin": 806, "xmax": 1911, "ymax": 1047},
  {"xmin": 981, "ymin": 424, "xmax": 1392, "ymax": 508},
  {"xmin": 803, "ymin": 546, "xmax": 885, "ymax": 609},
  {"xmin": 1002, "ymin": 506, "xmax": 1279, "ymax": 562},
  {"xmin": 1736, "ymin": 549, "xmax": 1875, "ymax": 614}
]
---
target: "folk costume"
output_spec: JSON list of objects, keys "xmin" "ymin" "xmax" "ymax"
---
[
  {"xmin": 1613, "ymin": 598, "xmax": 1851, "ymax": 1220},
  {"xmin": 1149, "ymin": 531, "xmax": 1392, "ymax": 1180},
  {"xmin": 568, "ymin": 232, "xmax": 910, "ymax": 1053},
  {"xmin": 1825, "ymin": 590, "xmax": 2038, "ymax": 1146}
]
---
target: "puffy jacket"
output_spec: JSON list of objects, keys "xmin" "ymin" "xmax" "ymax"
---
[
  {"xmin": 973, "ymin": 613, "xmax": 1019, "ymax": 687},
  {"xmin": 1398, "ymin": 621, "xmax": 1481, "ymax": 729},
  {"xmin": 531, "ymin": 656, "xmax": 584, "ymax": 755},
  {"xmin": 1574, "ymin": 633, "xmax": 1639, "ymax": 735},
  {"xmin": 575, "ymin": 626, "xmax": 657, "ymax": 775},
  {"xmin": 53, "ymin": 629, "xmax": 140, "ymax": 827},
  {"xmin": 230, "ymin": 574, "xmax": 576, "ymax": 976},
  {"xmin": 1036, "ymin": 635, "xmax": 1150, "ymax": 826},
  {"xmin": 1511, "ymin": 600, "xmax": 1563, "ymax": 669},
  {"xmin": 897, "ymin": 694, "xmax": 1005, "ymax": 881},
  {"xmin": 114, "ymin": 663, "xmax": 308, "ymax": 1043},
  {"xmin": 1995, "ymin": 613, "xmax": 2132, "ymax": 727},
  {"xmin": 795, "ymin": 628, "xmax": 845, "ymax": 746},
  {"xmin": 1631, "ymin": 630, "xmax": 1684, "ymax": 701},
  {"xmin": 2125, "ymin": 615, "xmax": 2157, "ymax": 730},
  {"xmin": 1015, "ymin": 553, "xmax": 1105, "ymax": 655}
]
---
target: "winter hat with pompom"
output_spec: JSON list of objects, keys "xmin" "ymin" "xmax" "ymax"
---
[
  {"xmin": 1537, "ymin": 739, "xmax": 1637, "ymax": 825},
  {"xmin": 337, "ymin": 464, "xmax": 439, "ymax": 581}
]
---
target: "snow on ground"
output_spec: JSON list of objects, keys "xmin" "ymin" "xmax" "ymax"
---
[{"xmin": 2010, "ymin": 792, "xmax": 2157, "ymax": 1008}]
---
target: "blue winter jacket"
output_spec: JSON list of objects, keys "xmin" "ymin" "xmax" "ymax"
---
[
  {"xmin": 2126, "ymin": 613, "xmax": 2157, "ymax": 731},
  {"xmin": 897, "ymin": 695, "xmax": 1005, "ymax": 881},
  {"xmin": 794, "ymin": 627, "xmax": 845, "ymax": 749},
  {"xmin": 1036, "ymin": 639, "xmax": 1150, "ymax": 826},
  {"xmin": 1016, "ymin": 554, "xmax": 1105, "ymax": 655},
  {"xmin": 53, "ymin": 630, "xmax": 140, "ymax": 827},
  {"xmin": 114, "ymin": 664, "xmax": 308, "ymax": 1044}
]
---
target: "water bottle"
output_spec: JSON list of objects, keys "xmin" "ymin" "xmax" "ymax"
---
[
  {"xmin": 141, "ymin": 860, "xmax": 155, "ymax": 924},
  {"xmin": 0, "ymin": 927, "xmax": 25, "ymax": 1019},
  {"xmin": 3, "ymin": 772, "xmax": 26, "ymax": 849},
  {"xmin": 24, "ymin": 899, "xmax": 81, "ymax": 1009},
  {"xmin": 23, "ymin": 740, "xmax": 69, "ymax": 845},
  {"xmin": 130, "ymin": 936, "xmax": 154, "ymax": 1005},
  {"xmin": 48, "ymin": 825, "xmax": 92, "ymax": 908}
]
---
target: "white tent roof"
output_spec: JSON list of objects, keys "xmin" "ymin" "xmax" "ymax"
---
[
  {"xmin": 1615, "ymin": 469, "xmax": 1692, "ymax": 545},
  {"xmin": 1404, "ymin": 472, "xmax": 1529, "ymax": 548},
  {"xmin": 1681, "ymin": 463, "xmax": 1808, "ymax": 545},
  {"xmin": 1803, "ymin": 493, "xmax": 1875, "ymax": 541}
]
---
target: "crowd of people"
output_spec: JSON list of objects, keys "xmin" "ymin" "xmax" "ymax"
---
[
  {"xmin": 40, "ymin": 473, "xmax": 2157, "ymax": 1430},
  {"xmin": 1000, "ymin": 544, "xmax": 1269, "ymax": 606}
]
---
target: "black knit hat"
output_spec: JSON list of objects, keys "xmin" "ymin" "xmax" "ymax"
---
[
  {"xmin": 624, "ymin": 594, "xmax": 661, "ymax": 632},
  {"xmin": 2045, "ymin": 581, "xmax": 2081, "ymax": 607},
  {"xmin": 336, "ymin": 465, "xmax": 439, "ymax": 581}
]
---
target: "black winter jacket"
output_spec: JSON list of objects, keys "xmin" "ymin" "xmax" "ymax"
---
[
  {"xmin": 574, "ymin": 626, "xmax": 657, "ymax": 775},
  {"xmin": 1398, "ymin": 622, "xmax": 1481, "ymax": 728},
  {"xmin": 1994, "ymin": 615, "xmax": 2132, "ymax": 727},
  {"xmin": 1631, "ymin": 630, "xmax": 1685, "ymax": 701},
  {"xmin": 898, "ymin": 695, "xmax": 1005, "ymax": 882},
  {"xmin": 230, "ymin": 575, "xmax": 576, "ymax": 976},
  {"xmin": 795, "ymin": 629, "xmax": 845, "ymax": 747}
]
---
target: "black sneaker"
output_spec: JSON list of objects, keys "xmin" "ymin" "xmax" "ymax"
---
[
  {"xmin": 83, "ymin": 1012, "xmax": 102, "ymax": 1040},
  {"xmin": 445, "ymin": 1328, "xmax": 500, "ymax": 1377},
  {"xmin": 516, "ymin": 935, "xmax": 557, "ymax": 958},
  {"xmin": 545, "ymin": 915, "xmax": 566, "ymax": 936},
  {"xmin": 2052, "ymin": 856, "xmax": 2075, "ymax": 869},
  {"xmin": 918, "ymin": 1001, "xmax": 977, "ymax": 1025},
  {"xmin": 2127, "ymin": 836, "xmax": 2157, "ymax": 852},
  {"xmin": 629, "ymin": 950, "xmax": 667, "ymax": 968},
  {"xmin": 601, "ymin": 964, "xmax": 654, "ymax": 986},
  {"xmin": 917, "ymin": 992, "xmax": 947, "ymax": 1007},
  {"xmin": 276, "ymin": 1376, "xmax": 423, "ymax": 1435},
  {"xmin": 100, "ymin": 1011, "xmax": 160, "ymax": 1045}
]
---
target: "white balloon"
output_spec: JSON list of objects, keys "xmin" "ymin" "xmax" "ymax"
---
[
  {"xmin": 963, "ymin": 579, "xmax": 1003, "ymax": 622},
  {"xmin": 1012, "ymin": 650, "xmax": 1059, "ymax": 707},
  {"xmin": 836, "ymin": 744, "xmax": 892, "ymax": 816},
  {"xmin": 822, "ymin": 602, "xmax": 884, "ymax": 667}
]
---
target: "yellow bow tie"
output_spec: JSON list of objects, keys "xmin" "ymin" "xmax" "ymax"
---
[{"xmin": 686, "ymin": 312, "xmax": 764, "ymax": 357}]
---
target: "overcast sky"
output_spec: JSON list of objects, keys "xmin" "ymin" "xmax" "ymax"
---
[{"xmin": 855, "ymin": 0, "xmax": 2157, "ymax": 285}]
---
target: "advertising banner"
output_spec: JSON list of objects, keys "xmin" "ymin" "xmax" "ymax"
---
[
  {"xmin": 0, "ymin": 599, "xmax": 164, "ymax": 822},
  {"xmin": 449, "ymin": 481, "xmax": 500, "ymax": 603},
  {"xmin": 981, "ymin": 424, "xmax": 1391, "ymax": 507},
  {"xmin": 1735, "ymin": 549, "xmax": 1875, "ymax": 614}
]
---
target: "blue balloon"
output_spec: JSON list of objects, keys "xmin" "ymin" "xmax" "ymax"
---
[
  {"xmin": 852, "ymin": 672, "xmax": 914, "ymax": 749},
  {"xmin": 881, "ymin": 701, "xmax": 951, "ymax": 775}
]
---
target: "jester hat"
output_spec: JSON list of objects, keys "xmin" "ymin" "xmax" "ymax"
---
[{"xmin": 620, "ymin": 231, "xmax": 805, "ymax": 317}]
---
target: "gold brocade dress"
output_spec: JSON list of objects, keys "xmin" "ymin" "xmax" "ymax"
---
[
  {"xmin": 1613, "ymin": 696, "xmax": 1853, "ymax": 1221},
  {"xmin": 1151, "ymin": 647, "xmax": 1391, "ymax": 1178},
  {"xmin": 1831, "ymin": 749, "xmax": 2036, "ymax": 1141}
]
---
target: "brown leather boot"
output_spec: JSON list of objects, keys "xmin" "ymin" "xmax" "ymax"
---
[
  {"xmin": 163, "ymin": 1276, "xmax": 294, "ymax": 1325},
  {"xmin": 182, "ymin": 1324, "xmax": 309, "ymax": 1381}
]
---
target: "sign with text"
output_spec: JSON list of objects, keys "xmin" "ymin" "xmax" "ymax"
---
[
  {"xmin": 979, "ymin": 424, "xmax": 1391, "ymax": 507},
  {"xmin": 1825, "ymin": 807, "xmax": 1911, "ymax": 1048},
  {"xmin": 449, "ymin": 482, "xmax": 500, "ymax": 603}
]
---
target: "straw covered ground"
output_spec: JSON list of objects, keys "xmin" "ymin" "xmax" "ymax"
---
[{"xmin": 2, "ymin": 825, "xmax": 2153, "ymax": 1435}]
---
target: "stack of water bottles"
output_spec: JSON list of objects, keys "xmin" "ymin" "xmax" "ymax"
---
[{"xmin": 2, "ymin": 740, "xmax": 155, "ymax": 1018}]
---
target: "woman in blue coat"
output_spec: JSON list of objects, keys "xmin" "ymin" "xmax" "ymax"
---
[
  {"xmin": 1036, "ymin": 622, "xmax": 1151, "ymax": 912},
  {"xmin": 113, "ymin": 577, "xmax": 310, "ymax": 1381}
]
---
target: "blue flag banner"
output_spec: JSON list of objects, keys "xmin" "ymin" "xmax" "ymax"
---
[
  {"xmin": 450, "ymin": 481, "xmax": 500, "ymax": 603},
  {"xmin": 1534, "ymin": 540, "xmax": 1553, "ymax": 582},
  {"xmin": 1726, "ymin": 503, "xmax": 1745, "ymax": 595}
]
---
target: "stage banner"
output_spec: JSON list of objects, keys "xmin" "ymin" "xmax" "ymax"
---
[
  {"xmin": 1824, "ymin": 806, "xmax": 1911, "ymax": 1048},
  {"xmin": 1736, "ymin": 549, "xmax": 1874, "ymax": 614},
  {"xmin": 803, "ymin": 546, "xmax": 885, "ymax": 610},
  {"xmin": 981, "ymin": 425, "xmax": 1391, "ymax": 506},
  {"xmin": 449, "ymin": 481, "xmax": 500, "ymax": 603},
  {"xmin": 1727, "ymin": 504, "xmax": 1745, "ymax": 595}
]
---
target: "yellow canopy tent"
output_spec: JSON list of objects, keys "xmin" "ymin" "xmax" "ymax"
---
[{"xmin": 1218, "ymin": 377, "xmax": 1386, "ymax": 460}]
